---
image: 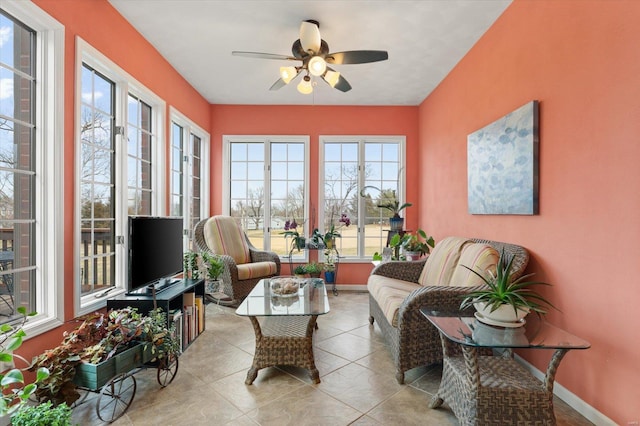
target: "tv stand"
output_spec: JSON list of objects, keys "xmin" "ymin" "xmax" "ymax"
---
[{"xmin": 108, "ymin": 278, "xmax": 205, "ymax": 352}]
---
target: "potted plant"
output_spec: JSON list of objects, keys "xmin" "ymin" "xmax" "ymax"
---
[
  {"xmin": 293, "ymin": 265, "xmax": 307, "ymax": 278},
  {"xmin": 201, "ymin": 251, "xmax": 224, "ymax": 295},
  {"xmin": 304, "ymin": 261, "xmax": 323, "ymax": 278},
  {"xmin": 359, "ymin": 186, "xmax": 411, "ymax": 231},
  {"xmin": 183, "ymin": 250, "xmax": 200, "ymax": 279},
  {"xmin": 402, "ymin": 229, "xmax": 435, "ymax": 261},
  {"xmin": 282, "ymin": 218, "xmax": 306, "ymax": 253},
  {"xmin": 460, "ymin": 250, "xmax": 557, "ymax": 326}
]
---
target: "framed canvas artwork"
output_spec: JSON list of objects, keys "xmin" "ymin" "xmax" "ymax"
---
[{"xmin": 467, "ymin": 100, "xmax": 539, "ymax": 215}]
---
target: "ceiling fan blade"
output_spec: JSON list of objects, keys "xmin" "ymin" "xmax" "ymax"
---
[
  {"xmin": 333, "ymin": 74, "xmax": 352, "ymax": 92},
  {"xmin": 232, "ymin": 51, "xmax": 297, "ymax": 61},
  {"xmin": 326, "ymin": 50, "xmax": 389, "ymax": 65},
  {"xmin": 269, "ymin": 69, "xmax": 302, "ymax": 91},
  {"xmin": 299, "ymin": 20, "xmax": 321, "ymax": 54}
]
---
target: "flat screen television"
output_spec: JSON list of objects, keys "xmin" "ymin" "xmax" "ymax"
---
[{"xmin": 128, "ymin": 216, "xmax": 184, "ymax": 294}]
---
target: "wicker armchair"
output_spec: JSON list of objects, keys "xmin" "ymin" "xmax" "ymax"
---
[
  {"xmin": 194, "ymin": 216, "xmax": 281, "ymax": 305},
  {"xmin": 368, "ymin": 238, "xmax": 529, "ymax": 384}
]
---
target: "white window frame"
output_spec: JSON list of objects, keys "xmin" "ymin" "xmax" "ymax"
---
[
  {"xmin": 169, "ymin": 106, "xmax": 210, "ymax": 250},
  {"xmin": 74, "ymin": 37, "xmax": 166, "ymax": 315},
  {"xmin": 319, "ymin": 135, "xmax": 407, "ymax": 261},
  {"xmin": 222, "ymin": 135, "xmax": 310, "ymax": 260},
  {"xmin": 0, "ymin": 1, "xmax": 65, "ymax": 336}
]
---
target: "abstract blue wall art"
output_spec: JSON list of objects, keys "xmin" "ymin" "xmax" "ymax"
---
[{"xmin": 467, "ymin": 101, "xmax": 539, "ymax": 215}]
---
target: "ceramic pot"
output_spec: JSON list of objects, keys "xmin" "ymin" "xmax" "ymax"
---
[
  {"xmin": 404, "ymin": 251, "xmax": 422, "ymax": 261},
  {"xmin": 474, "ymin": 302, "xmax": 529, "ymax": 324},
  {"xmin": 324, "ymin": 270, "xmax": 335, "ymax": 284},
  {"xmin": 389, "ymin": 217, "xmax": 404, "ymax": 231}
]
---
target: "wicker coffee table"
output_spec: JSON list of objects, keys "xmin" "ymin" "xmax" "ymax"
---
[
  {"xmin": 421, "ymin": 309, "xmax": 590, "ymax": 425},
  {"xmin": 236, "ymin": 278, "xmax": 330, "ymax": 384}
]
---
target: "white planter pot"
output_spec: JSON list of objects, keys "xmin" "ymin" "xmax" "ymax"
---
[{"xmin": 474, "ymin": 302, "xmax": 529, "ymax": 324}]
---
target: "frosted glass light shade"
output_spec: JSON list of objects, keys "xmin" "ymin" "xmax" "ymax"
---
[
  {"xmin": 308, "ymin": 56, "xmax": 327, "ymax": 76},
  {"xmin": 297, "ymin": 77, "xmax": 313, "ymax": 94},
  {"xmin": 323, "ymin": 70, "xmax": 340, "ymax": 88},
  {"xmin": 280, "ymin": 66, "xmax": 297, "ymax": 84},
  {"xmin": 299, "ymin": 21, "xmax": 321, "ymax": 53}
]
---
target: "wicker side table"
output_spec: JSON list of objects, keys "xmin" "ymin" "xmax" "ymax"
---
[{"xmin": 421, "ymin": 309, "xmax": 590, "ymax": 426}]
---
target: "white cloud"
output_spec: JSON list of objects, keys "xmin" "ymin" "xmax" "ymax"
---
[
  {"xmin": 0, "ymin": 27, "xmax": 11, "ymax": 48},
  {"xmin": 81, "ymin": 91, "xmax": 104, "ymax": 103},
  {"xmin": 0, "ymin": 78, "xmax": 13, "ymax": 100}
]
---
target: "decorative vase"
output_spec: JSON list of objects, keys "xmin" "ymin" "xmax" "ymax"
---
[
  {"xmin": 325, "ymin": 238, "xmax": 335, "ymax": 250},
  {"xmin": 389, "ymin": 216, "xmax": 404, "ymax": 231},
  {"xmin": 324, "ymin": 270, "xmax": 335, "ymax": 284},
  {"xmin": 205, "ymin": 279, "xmax": 222, "ymax": 295}
]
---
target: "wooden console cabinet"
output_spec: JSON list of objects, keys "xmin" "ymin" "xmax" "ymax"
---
[{"xmin": 107, "ymin": 278, "xmax": 205, "ymax": 351}]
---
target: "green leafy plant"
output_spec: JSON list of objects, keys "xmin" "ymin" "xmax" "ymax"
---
[
  {"xmin": 293, "ymin": 265, "xmax": 307, "ymax": 276},
  {"xmin": 282, "ymin": 218, "xmax": 306, "ymax": 253},
  {"xmin": 304, "ymin": 262, "xmax": 323, "ymax": 276},
  {"xmin": 372, "ymin": 252, "xmax": 383, "ymax": 261},
  {"xmin": 200, "ymin": 252, "xmax": 224, "ymax": 281},
  {"xmin": 11, "ymin": 401, "xmax": 71, "ymax": 426},
  {"xmin": 460, "ymin": 250, "xmax": 557, "ymax": 316},
  {"xmin": 0, "ymin": 307, "xmax": 50, "ymax": 417},
  {"xmin": 402, "ymin": 229, "xmax": 435, "ymax": 256},
  {"xmin": 183, "ymin": 250, "xmax": 200, "ymax": 279},
  {"xmin": 389, "ymin": 232, "xmax": 410, "ymax": 260}
]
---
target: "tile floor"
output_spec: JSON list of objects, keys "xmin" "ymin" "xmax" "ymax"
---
[{"xmin": 71, "ymin": 291, "xmax": 593, "ymax": 425}]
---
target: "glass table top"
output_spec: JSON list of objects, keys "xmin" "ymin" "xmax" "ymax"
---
[
  {"xmin": 236, "ymin": 277, "xmax": 330, "ymax": 317},
  {"xmin": 421, "ymin": 308, "xmax": 590, "ymax": 350}
]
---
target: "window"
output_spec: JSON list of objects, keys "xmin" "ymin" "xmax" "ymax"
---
[
  {"xmin": 169, "ymin": 108, "xmax": 210, "ymax": 251},
  {"xmin": 0, "ymin": 2, "xmax": 64, "ymax": 333},
  {"xmin": 223, "ymin": 136, "xmax": 308, "ymax": 258},
  {"xmin": 320, "ymin": 136, "xmax": 406, "ymax": 260},
  {"xmin": 76, "ymin": 38, "xmax": 165, "ymax": 314}
]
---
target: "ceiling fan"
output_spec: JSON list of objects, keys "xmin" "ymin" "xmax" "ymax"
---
[{"xmin": 232, "ymin": 20, "xmax": 388, "ymax": 94}]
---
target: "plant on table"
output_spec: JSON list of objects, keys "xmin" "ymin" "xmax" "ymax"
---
[
  {"xmin": 293, "ymin": 265, "xmax": 307, "ymax": 277},
  {"xmin": 282, "ymin": 218, "xmax": 307, "ymax": 254},
  {"xmin": 0, "ymin": 307, "xmax": 50, "ymax": 417},
  {"xmin": 460, "ymin": 250, "xmax": 557, "ymax": 321},
  {"xmin": 402, "ymin": 229, "xmax": 435, "ymax": 258},
  {"xmin": 304, "ymin": 261, "xmax": 323, "ymax": 277},
  {"xmin": 183, "ymin": 250, "xmax": 201, "ymax": 279},
  {"xmin": 310, "ymin": 211, "xmax": 350, "ymax": 249}
]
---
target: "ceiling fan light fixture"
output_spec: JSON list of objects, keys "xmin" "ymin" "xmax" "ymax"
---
[
  {"xmin": 323, "ymin": 70, "xmax": 340, "ymax": 88},
  {"xmin": 308, "ymin": 56, "xmax": 327, "ymax": 76},
  {"xmin": 279, "ymin": 66, "xmax": 297, "ymax": 84},
  {"xmin": 297, "ymin": 75, "xmax": 313, "ymax": 94}
]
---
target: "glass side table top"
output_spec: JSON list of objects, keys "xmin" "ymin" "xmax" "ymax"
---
[
  {"xmin": 236, "ymin": 277, "xmax": 330, "ymax": 317},
  {"xmin": 421, "ymin": 308, "xmax": 590, "ymax": 350}
]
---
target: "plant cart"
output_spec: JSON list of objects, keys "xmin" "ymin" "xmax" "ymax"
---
[{"xmin": 72, "ymin": 342, "xmax": 179, "ymax": 423}]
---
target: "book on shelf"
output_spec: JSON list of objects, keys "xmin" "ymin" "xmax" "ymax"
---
[{"xmin": 195, "ymin": 295, "xmax": 204, "ymax": 334}]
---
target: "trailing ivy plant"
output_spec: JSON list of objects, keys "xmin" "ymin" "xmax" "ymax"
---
[{"xmin": 0, "ymin": 307, "xmax": 50, "ymax": 417}]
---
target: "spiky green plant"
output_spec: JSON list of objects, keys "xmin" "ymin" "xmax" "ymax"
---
[{"xmin": 460, "ymin": 250, "xmax": 557, "ymax": 316}]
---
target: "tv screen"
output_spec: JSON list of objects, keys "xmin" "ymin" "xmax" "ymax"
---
[{"xmin": 128, "ymin": 216, "xmax": 184, "ymax": 294}]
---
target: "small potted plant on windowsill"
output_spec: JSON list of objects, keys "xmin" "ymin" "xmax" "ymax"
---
[{"xmin": 460, "ymin": 250, "xmax": 557, "ymax": 326}]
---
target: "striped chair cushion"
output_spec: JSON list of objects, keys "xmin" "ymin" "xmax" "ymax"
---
[
  {"xmin": 450, "ymin": 243, "xmax": 499, "ymax": 287},
  {"xmin": 418, "ymin": 236, "xmax": 471, "ymax": 286},
  {"xmin": 237, "ymin": 261, "xmax": 278, "ymax": 281},
  {"xmin": 203, "ymin": 216, "xmax": 251, "ymax": 265},
  {"xmin": 367, "ymin": 275, "xmax": 422, "ymax": 327}
]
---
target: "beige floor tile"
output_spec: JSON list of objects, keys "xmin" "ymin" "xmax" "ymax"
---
[
  {"xmin": 316, "ymin": 362, "xmax": 403, "ymax": 413},
  {"xmin": 246, "ymin": 385, "xmax": 362, "ymax": 426},
  {"xmin": 315, "ymin": 331, "xmax": 385, "ymax": 362},
  {"xmin": 367, "ymin": 385, "xmax": 458, "ymax": 426}
]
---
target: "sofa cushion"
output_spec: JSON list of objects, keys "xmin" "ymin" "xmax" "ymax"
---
[
  {"xmin": 203, "ymin": 216, "xmax": 251, "ymax": 264},
  {"xmin": 418, "ymin": 236, "xmax": 471, "ymax": 286},
  {"xmin": 449, "ymin": 243, "xmax": 499, "ymax": 287},
  {"xmin": 237, "ymin": 261, "xmax": 278, "ymax": 281},
  {"xmin": 368, "ymin": 275, "xmax": 421, "ymax": 327}
]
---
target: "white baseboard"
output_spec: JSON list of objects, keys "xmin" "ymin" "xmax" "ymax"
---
[
  {"xmin": 332, "ymin": 284, "xmax": 368, "ymax": 292},
  {"xmin": 514, "ymin": 354, "xmax": 616, "ymax": 425}
]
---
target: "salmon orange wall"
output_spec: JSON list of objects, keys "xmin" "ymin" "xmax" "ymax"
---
[
  {"xmin": 17, "ymin": 0, "xmax": 211, "ymax": 363},
  {"xmin": 418, "ymin": 1, "xmax": 640, "ymax": 423},
  {"xmin": 210, "ymin": 105, "xmax": 419, "ymax": 284}
]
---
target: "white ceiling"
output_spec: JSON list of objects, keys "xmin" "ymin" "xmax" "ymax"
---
[{"xmin": 108, "ymin": 0, "xmax": 511, "ymax": 106}]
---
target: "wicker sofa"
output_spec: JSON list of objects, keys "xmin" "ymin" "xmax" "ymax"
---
[{"xmin": 367, "ymin": 236, "xmax": 529, "ymax": 384}]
